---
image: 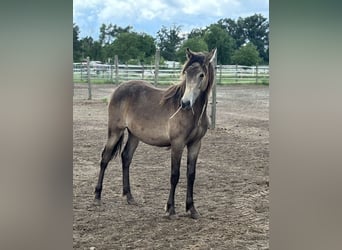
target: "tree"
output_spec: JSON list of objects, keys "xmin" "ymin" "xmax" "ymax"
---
[
  {"xmin": 156, "ymin": 25, "xmax": 184, "ymax": 61},
  {"xmin": 99, "ymin": 23, "xmax": 133, "ymax": 45},
  {"xmin": 90, "ymin": 41, "xmax": 104, "ymax": 61},
  {"xmin": 242, "ymin": 14, "xmax": 269, "ymax": 64},
  {"xmin": 99, "ymin": 24, "xmax": 107, "ymax": 45},
  {"xmin": 218, "ymin": 18, "xmax": 245, "ymax": 48},
  {"xmin": 204, "ymin": 24, "xmax": 236, "ymax": 64},
  {"xmin": 79, "ymin": 36, "xmax": 94, "ymax": 60},
  {"xmin": 231, "ymin": 43, "xmax": 261, "ymax": 66},
  {"xmin": 73, "ymin": 23, "xmax": 82, "ymax": 61},
  {"xmin": 187, "ymin": 28, "xmax": 206, "ymax": 39},
  {"xmin": 176, "ymin": 38, "xmax": 208, "ymax": 63},
  {"xmin": 219, "ymin": 14, "xmax": 269, "ymax": 64},
  {"xmin": 109, "ymin": 32, "xmax": 156, "ymax": 63}
]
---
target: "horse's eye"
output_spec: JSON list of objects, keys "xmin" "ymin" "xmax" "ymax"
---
[{"xmin": 199, "ymin": 73, "xmax": 204, "ymax": 78}]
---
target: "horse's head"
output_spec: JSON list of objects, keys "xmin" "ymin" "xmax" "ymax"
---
[{"xmin": 180, "ymin": 48, "xmax": 216, "ymax": 110}]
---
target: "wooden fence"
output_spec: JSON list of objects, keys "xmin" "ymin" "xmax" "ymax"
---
[{"xmin": 73, "ymin": 57, "xmax": 269, "ymax": 86}]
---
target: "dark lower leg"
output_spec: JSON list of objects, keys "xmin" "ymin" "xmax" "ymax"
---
[
  {"xmin": 166, "ymin": 169, "xmax": 180, "ymax": 215},
  {"xmin": 186, "ymin": 167, "xmax": 200, "ymax": 219},
  {"xmin": 166, "ymin": 147, "xmax": 183, "ymax": 217},
  {"xmin": 121, "ymin": 133, "xmax": 139, "ymax": 204},
  {"xmin": 186, "ymin": 169, "xmax": 195, "ymax": 211},
  {"xmin": 94, "ymin": 133, "xmax": 123, "ymax": 203},
  {"xmin": 122, "ymin": 163, "xmax": 136, "ymax": 204},
  {"xmin": 94, "ymin": 161, "xmax": 107, "ymax": 201},
  {"xmin": 186, "ymin": 141, "xmax": 201, "ymax": 218}
]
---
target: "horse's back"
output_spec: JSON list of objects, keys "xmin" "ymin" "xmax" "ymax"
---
[{"xmin": 108, "ymin": 80, "xmax": 165, "ymax": 113}]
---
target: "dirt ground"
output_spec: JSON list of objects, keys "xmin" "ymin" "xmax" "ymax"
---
[{"xmin": 73, "ymin": 83, "xmax": 269, "ymax": 249}]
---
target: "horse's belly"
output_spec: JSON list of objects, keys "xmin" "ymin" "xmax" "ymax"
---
[
  {"xmin": 128, "ymin": 122, "xmax": 171, "ymax": 147},
  {"xmin": 136, "ymin": 131, "xmax": 171, "ymax": 147}
]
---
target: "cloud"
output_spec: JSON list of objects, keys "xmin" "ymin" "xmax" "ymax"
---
[
  {"xmin": 73, "ymin": 0, "xmax": 269, "ymax": 38},
  {"xmin": 97, "ymin": 0, "xmax": 176, "ymax": 22},
  {"xmin": 176, "ymin": 0, "xmax": 241, "ymax": 16}
]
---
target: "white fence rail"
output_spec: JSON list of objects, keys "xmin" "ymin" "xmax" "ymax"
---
[{"xmin": 73, "ymin": 61, "xmax": 269, "ymax": 85}]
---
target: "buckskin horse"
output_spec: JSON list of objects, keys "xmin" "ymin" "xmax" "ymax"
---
[{"xmin": 94, "ymin": 48, "xmax": 217, "ymax": 219}]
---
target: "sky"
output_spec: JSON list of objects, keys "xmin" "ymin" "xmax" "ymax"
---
[{"xmin": 73, "ymin": 0, "xmax": 269, "ymax": 39}]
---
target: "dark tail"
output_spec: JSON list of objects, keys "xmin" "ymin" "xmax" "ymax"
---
[{"xmin": 102, "ymin": 133, "xmax": 125, "ymax": 162}]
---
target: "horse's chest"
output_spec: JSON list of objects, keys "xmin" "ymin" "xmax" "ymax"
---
[
  {"xmin": 187, "ymin": 123, "xmax": 208, "ymax": 143},
  {"xmin": 169, "ymin": 116, "xmax": 208, "ymax": 144}
]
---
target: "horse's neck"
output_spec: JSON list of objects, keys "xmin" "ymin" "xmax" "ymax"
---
[{"xmin": 193, "ymin": 92, "xmax": 209, "ymax": 125}]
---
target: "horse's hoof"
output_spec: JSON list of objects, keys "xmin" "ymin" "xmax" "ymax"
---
[
  {"xmin": 127, "ymin": 198, "xmax": 138, "ymax": 205},
  {"xmin": 188, "ymin": 207, "xmax": 200, "ymax": 219},
  {"xmin": 93, "ymin": 198, "xmax": 102, "ymax": 206},
  {"xmin": 168, "ymin": 213, "xmax": 179, "ymax": 220},
  {"xmin": 190, "ymin": 211, "xmax": 200, "ymax": 219}
]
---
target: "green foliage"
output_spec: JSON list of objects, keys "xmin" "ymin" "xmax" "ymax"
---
[
  {"xmin": 204, "ymin": 24, "xmax": 236, "ymax": 64},
  {"xmin": 72, "ymin": 14, "xmax": 269, "ymax": 65},
  {"xmin": 99, "ymin": 23, "xmax": 133, "ymax": 45},
  {"xmin": 218, "ymin": 18, "xmax": 245, "ymax": 48},
  {"xmin": 176, "ymin": 38, "xmax": 208, "ymax": 63},
  {"xmin": 218, "ymin": 14, "xmax": 269, "ymax": 64},
  {"xmin": 109, "ymin": 32, "xmax": 155, "ymax": 63},
  {"xmin": 156, "ymin": 25, "xmax": 184, "ymax": 61},
  {"xmin": 73, "ymin": 23, "xmax": 82, "ymax": 61},
  {"xmin": 241, "ymin": 14, "xmax": 269, "ymax": 64},
  {"xmin": 79, "ymin": 36, "xmax": 94, "ymax": 60},
  {"xmin": 90, "ymin": 41, "xmax": 104, "ymax": 61},
  {"xmin": 231, "ymin": 43, "xmax": 261, "ymax": 66},
  {"xmin": 187, "ymin": 28, "xmax": 206, "ymax": 39}
]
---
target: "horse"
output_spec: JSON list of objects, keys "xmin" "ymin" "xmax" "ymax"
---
[{"xmin": 94, "ymin": 48, "xmax": 217, "ymax": 219}]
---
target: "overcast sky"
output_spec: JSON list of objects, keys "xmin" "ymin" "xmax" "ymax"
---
[{"xmin": 73, "ymin": 0, "xmax": 269, "ymax": 39}]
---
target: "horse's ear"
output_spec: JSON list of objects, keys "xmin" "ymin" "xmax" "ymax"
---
[
  {"xmin": 186, "ymin": 47, "xmax": 194, "ymax": 59},
  {"xmin": 207, "ymin": 48, "xmax": 217, "ymax": 63}
]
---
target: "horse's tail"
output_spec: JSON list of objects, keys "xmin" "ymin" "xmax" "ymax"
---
[
  {"xmin": 102, "ymin": 132, "xmax": 125, "ymax": 163},
  {"xmin": 112, "ymin": 133, "xmax": 124, "ymax": 160}
]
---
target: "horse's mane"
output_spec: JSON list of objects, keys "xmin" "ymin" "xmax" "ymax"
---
[
  {"xmin": 160, "ymin": 51, "xmax": 215, "ymax": 106},
  {"xmin": 160, "ymin": 79, "xmax": 186, "ymax": 105}
]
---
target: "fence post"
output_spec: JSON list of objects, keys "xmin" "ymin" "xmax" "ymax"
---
[
  {"xmin": 114, "ymin": 55, "xmax": 119, "ymax": 84},
  {"xmin": 86, "ymin": 56, "xmax": 92, "ymax": 100},
  {"xmin": 211, "ymin": 54, "xmax": 217, "ymax": 129},
  {"xmin": 235, "ymin": 64, "xmax": 238, "ymax": 84},
  {"xmin": 142, "ymin": 64, "xmax": 145, "ymax": 79},
  {"xmin": 256, "ymin": 63, "xmax": 259, "ymax": 85},
  {"xmin": 80, "ymin": 63, "xmax": 83, "ymax": 80},
  {"xmin": 219, "ymin": 64, "xmax": 222, "ymax": 84},
  {"xmin": 110, "ymin": 58, "xmax": 113, "ymax": 83},
  {"xmin": 125, "ymin": 63, "xmax": 128, "ymax": 81},
  {"xmin": 154, "ymin": 48, "xmax": 160, "ymax": 86}
]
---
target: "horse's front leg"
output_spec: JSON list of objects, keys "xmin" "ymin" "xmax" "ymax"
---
[
  {"xmin": 186, "ymin": 140, "xmax": 201, "ymax": 219},
  {"xmin": 166, "ymin": 146, "xmax": 184, "ymax": 219}
]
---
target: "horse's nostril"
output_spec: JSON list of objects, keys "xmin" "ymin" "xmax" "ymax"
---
[{"xmin": 181, "ymin": 100, "xmax": 190, "ymax": 109}]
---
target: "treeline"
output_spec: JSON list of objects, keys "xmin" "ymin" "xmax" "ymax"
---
[{"xmin": 73, "ymin": 14, "xmax": 269, "ymax": 66}]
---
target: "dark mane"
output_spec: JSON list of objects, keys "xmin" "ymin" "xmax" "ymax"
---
[
  {"xmin": 204, "ymin": 59, "xmax": 215, "ymax": 100},
  {"xmin": 160, "ymin": 79, "xmax": 186, "ymax": 105}
]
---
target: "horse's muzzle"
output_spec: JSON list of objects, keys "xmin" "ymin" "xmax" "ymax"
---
[{"xmin": 181, "ymin": 99, "xmax": 191, "ymax": 109}]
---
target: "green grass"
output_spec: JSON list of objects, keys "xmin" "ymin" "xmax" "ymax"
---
[
  {"xmin": 73, "ymin": 74, "xmax": 269, "ymax": 85},
  {"xmin": 217, "ymin": 78, "xmax": 269, "ymax": 85}
]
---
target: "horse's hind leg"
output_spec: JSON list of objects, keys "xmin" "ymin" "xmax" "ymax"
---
[
  {"xmin": 94, "ymin": 129, "xmax": 124, "ymax": 205},
  {"xmin": 121, "ymin": 131, "xmax": 139, "ymax": 205}
]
